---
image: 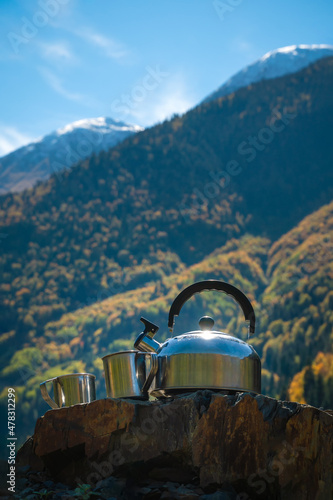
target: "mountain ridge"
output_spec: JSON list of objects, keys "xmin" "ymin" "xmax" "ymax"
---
[
  {"xmin": 0, "ymin": 56, "xmax": 332, "ymax": 452},
  {"xmin": 0, "ymin": 117, "xmax": 143, "ymax": 194},
  {"xmin": 2, "ymin": 44, "xmax": 332, "ymax": 195},
  {"xmin": 203, "ymin": 44, "xmax": 333, "ymax": 103},
  {"xmin": 0, "ymin": 56, "xmax": 332, "ymax": 344}
]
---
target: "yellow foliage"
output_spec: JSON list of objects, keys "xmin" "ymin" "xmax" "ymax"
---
[
  {"xmin": 16, "ymin": 287, "xmax": 31, "ymax": 297},
  {"xmin": 288, "ymin": 352, "xmax": 333, "ymax": 404},
  {"xmin": 288, "ymin": 370, "xmax": 306, "ymax": 404}
]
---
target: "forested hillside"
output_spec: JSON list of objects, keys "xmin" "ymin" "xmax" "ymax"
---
[
  {"xmin": 1, "ymin": 57, "xmax": 333, "ymax": 351},
  {"xmin": 252, "ymin": 201, "xmax": 333, "ymax": 406},
  {"xmin": 1, "ymin": 202, "xmax": 332, "ymax": 448},
  {"xmin": 0, "ymin": 58, "xmax": 332, "ymax": 454},
  {"xmin": 2, "ymin": 234, "xmax": 269, "ymax": 445}
]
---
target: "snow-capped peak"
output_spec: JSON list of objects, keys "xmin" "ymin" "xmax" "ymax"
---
[
  {"xmin": 0, "ymin": 117, "xmax": 143, "ymax": 194},
  {"xmin": 56, "ymin": 117, "xmax": 143, "ymax": 136},
  {"xmin": 204, "ymin": 44, "xmax": 333, "ymax": 103}
]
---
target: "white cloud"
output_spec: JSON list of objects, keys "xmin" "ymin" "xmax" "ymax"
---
[
  {"xmin": 149, "ymin": 83, "xmax": 195, "ymax": 123},
  {"xmin": 39, "ymin": 41, "xmax": 74, "ymax": 62},
  {"xmin": 232, "ymin": 39, "xmax": 257, "ymax": 59},
  {"xmin": 39, "ymin": 67, "xmax": 85, "ymax": 102},
  {"xmin": 0, "ymin": 126, "xmax": 34, "ymax": 157},
  {"xmin": 236, "ymin": 40, "xmax": 254, "ymax": 53},
  {"xmin": 77, "ymin": 28, "xmax": 129, "ymax": 60},
  {"xmin": 39, "ymin": 67, "xmax": 102, "ymax": 108},
  {"xmin": 115, "ymin": 74, "xmax": 196, "ymax": 127}
]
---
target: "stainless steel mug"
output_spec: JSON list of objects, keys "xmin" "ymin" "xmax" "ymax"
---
[
  {"xmin": 102, "ymin": 350, "xmax": 157, "ymax": 400},
  {"xmin": 40, "ymin": 373, "xmax": 96, "ymax": 409}
]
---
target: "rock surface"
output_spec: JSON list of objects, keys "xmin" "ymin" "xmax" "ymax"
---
[{"xmin": 17, "ymin": 391, "xmax": 333, "ymax": 499}]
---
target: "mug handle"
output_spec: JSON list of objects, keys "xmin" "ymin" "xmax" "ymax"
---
[
  {"xmin": 142, "ymin": 353, "xmax": 158, "ymax": 394},
  {"xmin": 40, "ymin": 379, "xmax": 59, "ymax": 409}
]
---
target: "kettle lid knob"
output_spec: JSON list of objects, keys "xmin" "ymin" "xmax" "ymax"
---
[{"xmin": 199, "ymin": 316, "xmax": 215, "ymax": 331}]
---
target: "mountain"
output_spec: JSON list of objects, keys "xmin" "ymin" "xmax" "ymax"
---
[
  {"xmin": 4, "ymin": 45, "xmax": 331, "ymax": 196},
  {"xmin": 0, "ymin": 56, "xmax": 332, "ymax": 342},
  {"xmin": 0, "ymin": 53, "xmax": 333, "ymax": 452},
  {"xmin": 204, "ymin": 44, "xmax": 333, "ymax": 103},
  {"xmin": 0, "ymin": 117, "xmax": 143, "ymax": 194}
]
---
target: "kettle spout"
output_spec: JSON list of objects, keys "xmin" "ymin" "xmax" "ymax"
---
[
  {"xmin": 134, "ymin": 333, "xmax": 160, "ymax": 353},
  {"xmin": 134, "ymin": 317, "xmax": 161, "ymax": 353}
]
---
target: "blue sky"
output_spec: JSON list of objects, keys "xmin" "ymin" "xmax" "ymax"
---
[{"xmin": 0, "ymin": 0, "xmax": 332, "ymax": 156}]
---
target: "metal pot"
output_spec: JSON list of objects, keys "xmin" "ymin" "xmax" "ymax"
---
[
  {"xmin": 40, "ymin": 373, "xmax": 96, "ymax": 408},
  {"xmin": 102, "ymin": 350, "xmax": 157, "ymax": 400},
  {"xmin": 134, "ymin": 280, "xmax": 261, "ymax": 396}
]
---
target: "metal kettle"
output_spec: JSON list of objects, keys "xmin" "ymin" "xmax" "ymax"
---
[{"xmin": 134, "ymin": 280, "xmax": 261, "ymax": 396}]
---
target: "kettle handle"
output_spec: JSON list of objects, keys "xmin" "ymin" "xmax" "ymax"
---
[{"xmin": 168, "ymin": 280, "xmax": 255, "ymax": 336}]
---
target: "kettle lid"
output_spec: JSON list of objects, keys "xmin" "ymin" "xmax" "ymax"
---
[{"xmin": 198, "ymin": 316, "xmax": 215, "ymax": 331}]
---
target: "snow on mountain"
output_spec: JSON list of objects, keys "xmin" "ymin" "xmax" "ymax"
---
[
  {"xmin": 204, "ymin": 44, "xmax": 333, "ymax": 103},
  {"xmin": 2, "ymin": 45, "xmax": 332, "ymax": 194},
  {"xmin": 0, "ymin": 117, "xmax": 143, "ymax": 194}
]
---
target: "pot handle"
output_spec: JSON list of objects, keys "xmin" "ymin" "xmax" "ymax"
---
[
  {"xmin": 40, "ymin": 378, "xmax": 60, "ymax": 409},
  {"xmin": 168, "ymin": 280, "xmax": 255, "ymax": 336},
  {"xmin": 142, "ymin": 353, "xmax": 158, "ymax": 394}
]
